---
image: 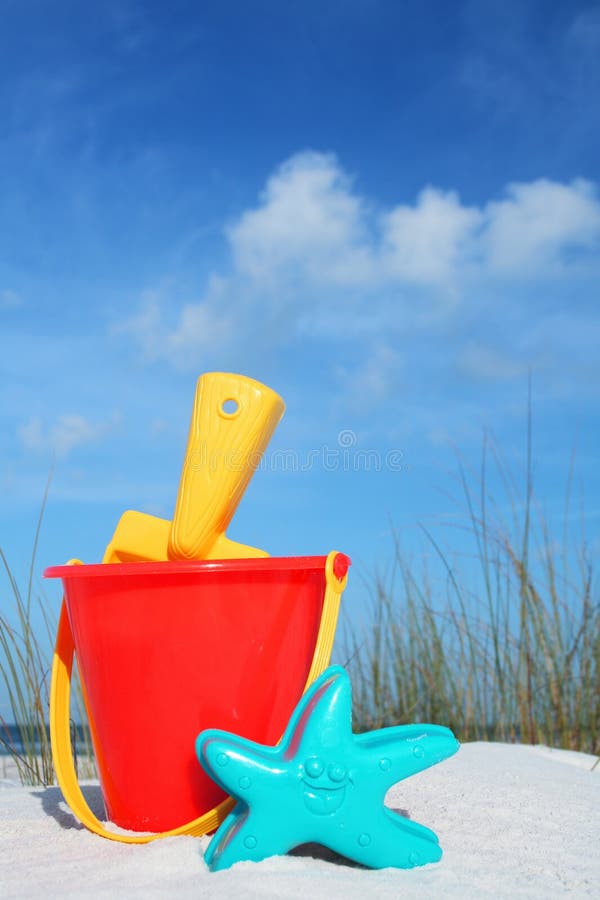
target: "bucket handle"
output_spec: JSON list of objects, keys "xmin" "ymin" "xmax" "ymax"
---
[{"xmin": 49, "ymin": 551, "xmax": 349, "ymax": 843}]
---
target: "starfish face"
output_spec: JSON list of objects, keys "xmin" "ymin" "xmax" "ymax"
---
[
  {"xmin": 301, "ymin": 755, "xmax": 348, "ymax": 814},
  {"xmin": 196, "ymin": 665, "xmax": 459, "ymax": 872}
]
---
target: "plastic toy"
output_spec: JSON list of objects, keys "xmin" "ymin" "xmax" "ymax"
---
[
  {"xmin": 196, "ymin": 665, "xmax": 459, "ymax": 871},
  {"xmin": 103, "ymin": 373, "xmax": 285, "ymax": 563},
  {"xmin": 47, "ymin": 553, "xmax": 349, "ymax": 841},
  {"xmin": 46, "ymin": 372, "xmax": 350, "ymax": 843}
]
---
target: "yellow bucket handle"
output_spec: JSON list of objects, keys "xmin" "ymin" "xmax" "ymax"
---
[{"xmin": 49, "ymin": 551, "xmax": 348, "ymax": 843}]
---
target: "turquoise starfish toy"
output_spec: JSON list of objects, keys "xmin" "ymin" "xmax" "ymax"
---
[{"xmin": 196, "ymin": 665, "xmax": 459, "ymax": 871}]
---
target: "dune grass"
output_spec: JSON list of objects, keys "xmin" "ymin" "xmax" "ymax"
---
[
  {"xmin": 344, "ymin": 432, "xmax": 599, "ymax": 758},
  {"xmin": 2, "ymin": 425, "xmax": 598, "ymax": 788},
  {"xmin": 0, "ymin": 479, "xmax": 95, "ymax": 786}
]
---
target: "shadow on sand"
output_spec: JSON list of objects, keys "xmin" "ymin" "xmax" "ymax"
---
[{"xmin": 32, "ymin": 784, "xmax": 106, "ymax": 831}]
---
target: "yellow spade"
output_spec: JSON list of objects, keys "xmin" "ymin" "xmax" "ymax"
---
[{"xmin": 103, "ymin": 373, "xmax": 285, "ymax": 564}]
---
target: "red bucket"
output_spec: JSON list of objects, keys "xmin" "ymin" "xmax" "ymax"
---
[{"xmin": 45, "ymin": 553, "xmax": 349, "ymax": 835}]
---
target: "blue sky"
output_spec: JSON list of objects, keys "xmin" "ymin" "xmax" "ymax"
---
[{"xmin": 1, "ymin": 1, "xmax": 599, "ymax": 716}]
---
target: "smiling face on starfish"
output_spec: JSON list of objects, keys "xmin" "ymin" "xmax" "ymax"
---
[{"xmin": 301, "ymin": 755, "xmax": 348, "ymax": 815}]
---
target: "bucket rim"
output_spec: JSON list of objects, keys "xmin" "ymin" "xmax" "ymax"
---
[{"xmin": 43, "ymin": 555, "xmax": 349, "ymax": 580}]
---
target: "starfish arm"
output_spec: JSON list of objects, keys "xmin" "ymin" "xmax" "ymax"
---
[
  {"xmin": 204, "ymin": 803, "xmax": 247, "ymax": 871},
  {"xmin": 197, "ymin": 729, "xmax": 287, "ymax": 798},
  {"xmin": 282, "ymin": 666, "xmax": 355, "ymax": 761},
  {"xmin": 355, "ymin": 723, "xmax": 459, "ymax": 786},
  {"xmin": 205, "ymin": 805, "xmax": 265, "ymax": 871},
  {"xmin": 204, "ymin": 802, "xmax": 305, "ymax": 871},
  {"xmin": 322, "ymin": 807, "xmax": 442, "ymax": 870}
]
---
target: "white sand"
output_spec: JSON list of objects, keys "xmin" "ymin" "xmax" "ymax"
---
[{"xmin": 1, "ymin": 743, "xmax": 598, "ymax": 898}]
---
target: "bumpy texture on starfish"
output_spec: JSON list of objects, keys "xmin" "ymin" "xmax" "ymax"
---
[{"xmin": 196, "ymin": 665, "xmax": 459, "ymax": 871}]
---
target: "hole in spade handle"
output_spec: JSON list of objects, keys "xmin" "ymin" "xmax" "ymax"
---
[{"xmin": 220, "ymin": 398, "xmax": 240, "ymax": 417}]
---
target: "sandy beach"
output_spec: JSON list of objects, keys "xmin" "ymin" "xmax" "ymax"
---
[{"xmin": 1, "ymin": 742, "xmax": 598, "ymax": 898}]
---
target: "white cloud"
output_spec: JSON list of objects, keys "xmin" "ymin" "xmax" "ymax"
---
[
  {"xmin": 334, "ymin": 342, "xmax": 402, "ymax": 411},
  {"xmin": 228, "ymin": 151, "xmax": 373, "ymax": 287},
  {"xmin": 0, "ymin": 289, "xmax": 23, "ymax": 309},
  {"xmin": 52, "ymin": 416, "xmax": 99, "ymax": 456},
  {"xmin": 380, "ymin": 187, "xmax": 482, "ymax": 283},
  {"xmin": 164, "ymin": 282, "xmax": 234, "ymax": 368},
  {"xmin": 18, "ymin": 418, "xmax": 44, "ymax": 451},
  {"xmin": 18, "ymin": 413, "xmax": 120, "ymax": 458},
  {"xmin": 113, "ymin": 278, "xmax": 234, "ymax": 370},
  {"xmin": 115, "ymin": 152, "xmax": 600, "ymax": 370},
  {"xmin": 227, "ymin": 156, "xmax": 600, "ymax": 291},
  {"xmin": 483, "ymin": 178, "xmax": 600, "ymax": 272},
  {"xmin": 227, "ymin": 155, "xmax": 484, "ymax": 289},
  {"xmin": 112, "ymin": 290, "xmax": 163, "ymax": 360}
]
